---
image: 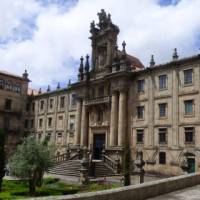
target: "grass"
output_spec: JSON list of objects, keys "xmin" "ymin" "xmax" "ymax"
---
[
  {"xmin": 0, "ymin": 177, "xmax": 120, "ymax": 199},
  {"xmin": 0, "ymin": 178, "xmax": 79, "ymax": 199}
]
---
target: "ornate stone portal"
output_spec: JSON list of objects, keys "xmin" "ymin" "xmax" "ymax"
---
[{"xmin": 73, "ymin": 9, "xmax": 143, "ymax": 163}]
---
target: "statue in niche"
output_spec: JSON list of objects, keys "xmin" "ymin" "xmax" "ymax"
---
[{"xmin": 97, "ymin": 50, "xmax": 106, "ymax": 69}]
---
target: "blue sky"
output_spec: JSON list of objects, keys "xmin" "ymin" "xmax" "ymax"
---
[
  {"xmin": 0, "ymin": 0, "xmax": 200, "ymax": 90},
  {"xmin": 159, "ymin": 0, "xmax": 180, "ymax": 6}
]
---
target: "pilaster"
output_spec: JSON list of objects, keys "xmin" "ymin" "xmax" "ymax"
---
[
  {"xmin": 109, "ymin": 92, "xmax": 119, "ymax": 146},
  {"xmin": 118, "ymin": 90, "xmax": 127, "ymax": 146}
]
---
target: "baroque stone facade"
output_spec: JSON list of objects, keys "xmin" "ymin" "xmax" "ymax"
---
[{"xmin": 3, "ymin": 10, "xmax": 200, "ymax": 175}]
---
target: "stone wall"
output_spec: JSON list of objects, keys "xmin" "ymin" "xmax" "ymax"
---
[{"xmin": 27, "ymin": 173, "xmax": 200, "ymax": 200}]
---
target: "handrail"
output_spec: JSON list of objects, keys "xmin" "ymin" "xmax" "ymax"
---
[
  {"xmin": 53, "ymin": 151, "xmax": 80, "ymax": 164},
  {"xmin": 102, "ymin": 154, "xmax": 121, "ymax": 174}
]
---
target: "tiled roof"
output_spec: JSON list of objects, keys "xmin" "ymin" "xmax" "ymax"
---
[
  {"xmin": 116, "ymin": 50, "xmax": 145, "ymax": 69},
  {"xmin": 0, "ymin": 70, "xmax": 25, "ymax": 80}
]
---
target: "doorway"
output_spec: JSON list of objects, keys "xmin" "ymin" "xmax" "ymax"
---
[
  {"xmin": 93, "ymin": 134, "xmax": 105, "ymax": 160},
  {"xmin": 187, "ymin": 157, "xmax": 195, "ymax": 173}
]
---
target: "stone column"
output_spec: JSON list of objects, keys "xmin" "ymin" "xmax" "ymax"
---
[
  {"xmin": 110, "ymin": 92, "xmax": 118, "ymax": 146},
  {"xmin": 74, "ymin": 99, "xmax": 82, "ymax": 145},
  {"xmin": 118, "ymin": 91, "xmax": 127, "ymax": 146},
  {"xmin": 80, "ymin": 102, "xmax": 88, "ymax": 147}
]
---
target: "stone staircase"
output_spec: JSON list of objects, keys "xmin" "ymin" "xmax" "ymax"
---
[
  {"xmin": 48, "ymin": 160, "xmax": 81, "ymax": 177},
  {"xmin": 93, "ymin": 160, "xmax": 116, "ymax": 177},
  {"xmin": 48, "ymin": 159, "xmax": 117, "ymax": 177}
]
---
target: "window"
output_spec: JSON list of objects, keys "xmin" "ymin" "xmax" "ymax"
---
[
  {"xmin": 4, "ymin": 117, "xmax": 10, "ymax": 130},
  {"xmin": 69, "ymin": 123, "xmax": 74, "ymax": 130},
  {"xmin": 5, "ymin": 81, "xmax": 12, "ymax": 91},
  {"xmin": 13, "ymin": 83, "xmax": 21, "ymax": 93},
  {"xmin": 49, "ymin": 99, "xmax": 54, "ymax": 109},
  {"xmin": 91, "ymin": 88, "xmax": 95, "ymax": 98},
  {"xmin": 0, "ymin": 79, "xmax": 4, "ymax": 89},
  {"xmin": 39, "ymin": 118, "xmax": 43, "ymax": 128},
  {"xmin": 24, "ymin": 119, "xmax": 28, "ymax": 129},
  {"xmin": 159, "ymin": 128, "xmax": 167, "ymax": 144},
  {"xmin": 47, "ymin": 133, "xmax": 51, "ymax": 141},
  {"xmin": 185, "ymin": 127, "xmax": 194, "ymax": 143},
  {"xmin": 16, "ymin": 83, "xmax": 21, "ymax": 93},
  {"xmin": 184, "ymin": 100, "xmax": 193, "ymax": 115},
  {"xmin": 98, "ymin": 86, "xmax": 104, "ymax": 97},
  {"xmin": 30, "ymin": 119, "xmax": 34, "ymax": 128},
  {"xmin": 40, "ymin": 100, "xmax": 44, "ymax": 110},
  {"xmin": 137, "ymin": 79, "xmax": 145, "ymax": 93},
  {"xmin": 184, "ymin": 69, "xmax": 193, "ymax": 85},
  {"xmin": 48, "ymin": 117, "xmax": 52, "ymax": 127},
  {"xmin": 159, "ymin": 152, "xmax": 166, "ymax": 164},
  {"xmin": 4, "ymin": 99, "xmax": 12, "ymax": 110},
  {"xmin": 26, "ymin": 103, "xmax": 30, "ymax": 112},
  {"xmin": 159, "ymin": 75, "xmax": 167, "ymax": 90},
  {"xmin": 159, "ymin": 103, "xmax": 167, "ymax": 117},
  {"xmin": 136, "ymin": 130, "xmax": 144, "ymax": 143},
  {"xmin": 32, "ymin": 103, "xmax": 35, "ymax": 112},
  {"xmin": 57, "ymin": 133, "xmax": 62, "ymax": 144},
  {"xmin": 137, "ymin": 106, "xmax": 144, "ymax": 119},
  {"xmin": 58, "ymin": 116, "xmax": 63, "ymax": 128},
  {"xmin": 70, "ymin": 93, "xmax": 77, "ymax": 107},
  {"xmin": 60, "ymin": 96, "xmax": 65, "ymax": 108}
]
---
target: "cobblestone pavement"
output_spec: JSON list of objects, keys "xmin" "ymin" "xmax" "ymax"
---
[{"xmin": 148, "ymin": 184, "xmax": 200, "ymax": 200}]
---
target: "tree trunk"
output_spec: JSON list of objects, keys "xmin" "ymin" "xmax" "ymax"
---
[
  {"xmin": 36, "ymin": 170, "xmax": 44, "ymax": 187},
  {"xmin": 29, "ymin": 171, "xmax": 37, "ymax": 195},
  {"xmin": 29, "ymin": 179, "xmax": 36, "ymax": 195}
]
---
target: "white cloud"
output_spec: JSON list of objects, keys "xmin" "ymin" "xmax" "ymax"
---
[{"xmin": 0, "ymin": 0, "xmax": 200, "ymax": 89}]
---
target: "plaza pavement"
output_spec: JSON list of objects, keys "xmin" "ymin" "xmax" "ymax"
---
[
  {"xmin": 148, "ymin": 184, "xmax": 200, "ymax": 200},
  {"xmin": 44, "ymin": 173, "xmax": 161, "ymax": 185}
]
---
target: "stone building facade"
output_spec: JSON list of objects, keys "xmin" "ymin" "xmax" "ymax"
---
[
  {"xmin": 23, "ymin": 10, "xmax": 200, "ymax": 175},
  {"xmin": 0, "ymin": 70, "xmax": 29, "ymax": 157}
]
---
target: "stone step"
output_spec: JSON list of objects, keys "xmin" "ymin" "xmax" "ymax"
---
[
  {"xmin": 94, "ymin": 161, "xmax": 116, "ymax": 177},
  {"xmin": 50, "ymin": 165, "xmax": 81, "ymax": 170},
  {"xmin": 48, "ymin": 171, "xmax": 80, "ymax": 177}
]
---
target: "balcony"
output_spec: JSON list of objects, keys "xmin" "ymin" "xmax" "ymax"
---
[{"xmin": 84, "ymin": 96, "xmax": 111, "ymax": 106}]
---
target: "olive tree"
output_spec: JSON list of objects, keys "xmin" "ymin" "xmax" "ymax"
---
[{"xmin": 9, "ymin": 135, "xmax": 54, "ymax": 194}]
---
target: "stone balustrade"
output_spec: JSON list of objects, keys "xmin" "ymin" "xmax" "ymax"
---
[
  {"xmin": 26, "ymin": 173, "xmax": 200, "ymax": 200},
  {"xmin": 84, "ymin": 96, "xmax": 111, "ymax": 106}
]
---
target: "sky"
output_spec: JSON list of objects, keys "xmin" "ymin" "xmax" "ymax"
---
[{"xmin": 0, "ymin": 0, "xmax": 200, "ymax": 90}]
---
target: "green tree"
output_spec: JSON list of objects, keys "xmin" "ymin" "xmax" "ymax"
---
[
  {"xmin": 9, "ymin": 135, "xmax": 54, "ymax": 194},
  {"xmin": 0, "ymin": 129, "xmax": 5, "ymax": 191}
]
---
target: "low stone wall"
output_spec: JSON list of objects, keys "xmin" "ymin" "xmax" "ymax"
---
[{"xmin": 27, "ymin": 173, "xmax": 200, "ymax": 200}]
